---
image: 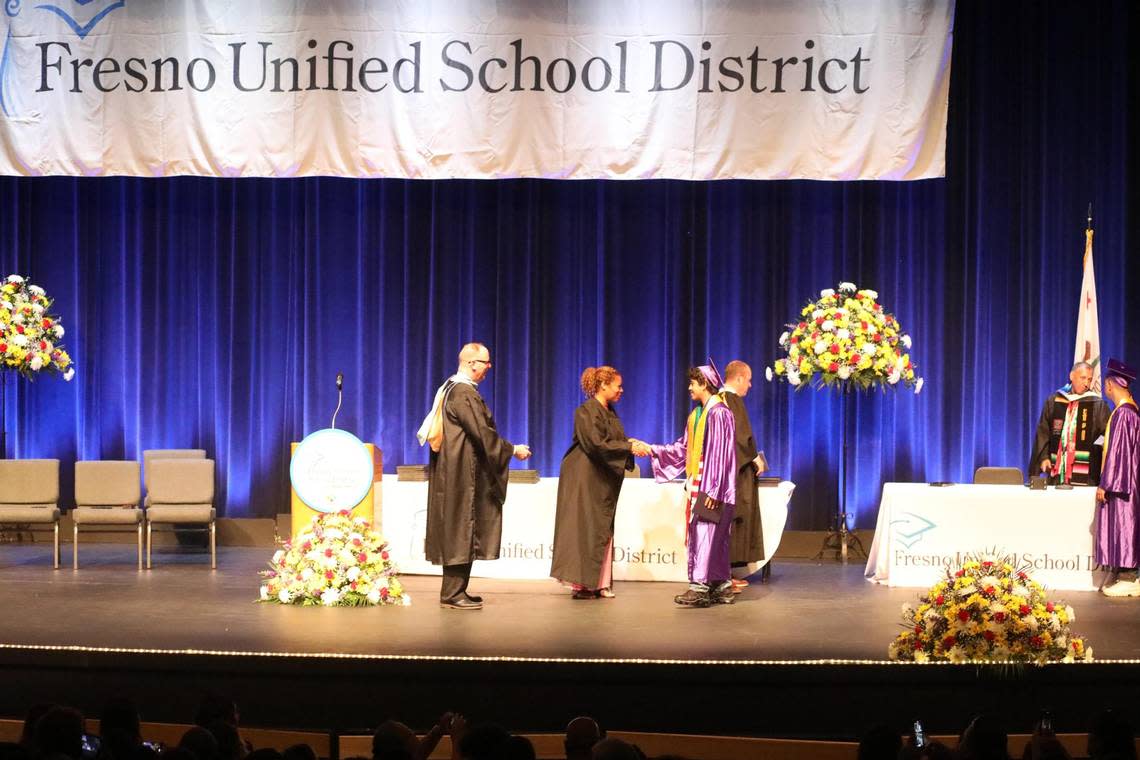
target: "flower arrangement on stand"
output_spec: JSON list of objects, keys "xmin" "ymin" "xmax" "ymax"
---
[
  {"xmin": 259, "ymin": 510, "xmax": 409, "ymax": 607},
  {"xmin": 888, "ymin": 555, "xmax": 1092, "ymax": 663},
  {"xmin": 766, "ymin": 281, "xmax": 921, "ymax": 393},
  {"xmin": 1, "ymin": 275, "xmax": 74, "ymax": 380}
]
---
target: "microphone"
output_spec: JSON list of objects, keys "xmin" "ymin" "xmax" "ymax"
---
[{"xmin": 331, "ymin": 372, "xmax": 344, "ymax": 429}]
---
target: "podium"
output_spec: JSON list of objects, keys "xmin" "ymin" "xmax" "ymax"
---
[{"xmin": 290, "ymin": 441, "xmax": 382, "ymax": 538}]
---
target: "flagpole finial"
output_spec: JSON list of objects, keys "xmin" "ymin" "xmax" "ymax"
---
[{"xmin": 1087, "ymin": 202, "xmax": 1093, "ymax": 231}]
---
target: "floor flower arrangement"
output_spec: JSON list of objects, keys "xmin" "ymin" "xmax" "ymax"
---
[
  {"xmin": 889, "ymin": 556, "xmax": 1091, "ymax": 663},
  {"xmin": 259, "ymin": 511, "xmax": 409, "ymax": 606}
]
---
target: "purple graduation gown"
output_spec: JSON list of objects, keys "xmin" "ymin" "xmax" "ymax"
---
[
  {"xmin": 1096, "ymin": 402, "xmax": 1140, "ymax": 568},
  {"xmin": 650, "ymin": 400, "xmax": 737, "ymax": 584}
]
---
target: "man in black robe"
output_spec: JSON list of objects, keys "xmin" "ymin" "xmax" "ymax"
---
[
  {"xmin": 722, "ymin": 360, "xmax": 765, "ymax": 589},
  {"xmin": 420, "ymin": 343, "xmax": 531, "ymax": 609},
  {"xmin": 1030, "ymin": 361, "xmax": 1110, "ymax": 485}
]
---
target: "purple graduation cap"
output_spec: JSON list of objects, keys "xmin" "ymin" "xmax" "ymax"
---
[
  {"xmin": 697, "ymin": 357, "xmax": 724, "ymax": 389},
  {"xmin": 1105, "ymin": 358, "xmax": 1137, "ymax": 389}
]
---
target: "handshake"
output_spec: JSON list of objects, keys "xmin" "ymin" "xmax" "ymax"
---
[
  {"xmin": 513, "ymin": 444, "xmax": 532, "ymax": 461},
  {"xmin": 628, "ymin": 438, "xmax": 652, "ymax": 457}
]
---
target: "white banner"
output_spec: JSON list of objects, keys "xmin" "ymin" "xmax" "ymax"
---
[
  {"xmin": 379, "ymin": 475, "xmax": 793, "ymax": 582},
  {"xmin": 865, "ymin": 483, "xmax": 1100, "ymax": 591},
  {"xmin": 0, "ymin": 1, "xmax": 953, "ymax": 179}
]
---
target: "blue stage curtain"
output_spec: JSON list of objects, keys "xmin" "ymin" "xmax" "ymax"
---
[{"xmin": 1, "ymin": 1, "xmax": 1136, "ymax": 528}]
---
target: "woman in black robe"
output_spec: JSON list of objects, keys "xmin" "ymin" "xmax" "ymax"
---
[{"xmin": 550, "ymin": 366, "xmax": 648, "ymax": 599}]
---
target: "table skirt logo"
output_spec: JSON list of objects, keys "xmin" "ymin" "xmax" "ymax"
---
[
  {"xmin": 890, "ymin": 512, "xmax": 936, "ymax": 549},
  {"xmin": 2, "ymin": 0, "xmax": 125, "ymax": 116}
]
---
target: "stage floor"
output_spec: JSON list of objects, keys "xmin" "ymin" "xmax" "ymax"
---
[
  {"xmin": 4, "ymin": 546, "xmax": 1140, "ymax": 737},
  {"xmin": 2, "ymin": 545, "xmax": 1140, "ymax": 661}
]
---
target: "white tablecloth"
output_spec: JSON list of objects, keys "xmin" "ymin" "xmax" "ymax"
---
[
  {"xmin": 379, "ymin": 475, "xmax": 794, "ymax": 582},
  {"xmin": 864, "ymin": 482, "xmax": 1100, "ymax": 591}
]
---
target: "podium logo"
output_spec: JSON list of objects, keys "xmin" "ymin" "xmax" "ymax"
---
[
  {"xmin": 890, "ymin": 512, "xmax": 936, "ymax": 549},
  {"xmin": 1, "ymin": 0, "xmax": 126, "ymax": 117}
]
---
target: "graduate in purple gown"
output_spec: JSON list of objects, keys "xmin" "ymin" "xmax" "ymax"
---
[
  {"xmin": 1095, "ymin": 358, "xmax": 1140, "ymax": 597},
  {"xmin": 647, "ymin": 359, "xmax": 737, "ymax": 607}
]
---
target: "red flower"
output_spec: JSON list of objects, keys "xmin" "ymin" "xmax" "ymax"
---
[
  {"xmin": 914, "ymin": 625, "xmax": 923, "ymax": 634},
  {"xmin": 935, "ymin": 595, "xmax": 944, "ymax": 605},
  {"xmin": 357, "ymin": 553, "xmax": 368, "ymax": 563},
  {"xmin": 381, "ymin": 551, "xmax": 390, "ymax": 560},
  {"xmin": 790, "ymin": 336, "xmax": 799, "ymax": 345},
  {"xmin": 815, "ymin": 317, "xmax": 825, "ymax": 326},
  {"xmin": 984, "ymin": 586, "xmax": 996, "ymax": 596},
  {"xmin": 982, "ymin": 560, "xmax": 993, "ymax": 568},
  {"xmin": 861, "ymin": 321, "xmax": 868, "ymax": 330},
  {"xmin": 0, "ymin": 343, "xmax": 6, "ymax": 353},
  {"xmin": 955, "ymin": 569, "xmax": 965, "ymax": 578},
  {"xmin": 1031, "ymin": 636, "xmax": 1044, "ymax": 648},
  {"xmin": 913, "ymin": 641, "xmax": 923, "ymax": 650},
  {"xmin": 849, "ymin": 354, "xmax": 861, "ymax": 366},
  {"xmin": 983, "ymin": 630, "xmax": 996, "ymax": 642},
  {"xmin": 302, "ymin": 541, "xmax": 312, "ymax": 552},
  {"xmin": 798, "ymin": 322, "xmax": 807, "ymax": 330},
  {"xmin": 42, "ymin": 319, "xmax": 51, "ymax": 329},
  {"xmin": 942, "ymin": 635, "xmax": 956, "ymax": 649},
  {"xmin": 829, "ymin": 344, "xmax": 839, "ymax": 355},
  {"xmin": 958, "ymin": 609, "xmax": 970, "ymax": 622},
  {"xmin": 15, "ymin": 325, "xmax": 24, "ymax": 334},
  {"xmin": 1072, "ymin": 642, "xmax": 1081, "ymax": 651},
  {"xmin": 1046, "ymin": 602, "xmax": 1055, "ymax": 613},
  {"xmin": 324, "ymin": 548, "xmax": 334, "ymax": 558},
  {"xmin": 994, "ymin": 611, "xmax": 1006, "ymax": 622},
  {"xmin": 350, "ymin": 581, "xmax": 358, "ymax": 591},
  {"xmin": 828, "ymin": 362, "xmax": 840, "ymax": 373},
  {"xmin": 1019, "ymin": 605, "xmax": 1031, "ymax": 616},
  {"xmin": 325, "ymin": 570, "xmax": 335, "ymax": 580},
  {"xmin": 380, "ymin": 588, "xmax": 389, "ymax": 598},
  {"xmin": 1018, "ymin": 571, "xmax": 1028, "ymax": 580},
  {"xmin": 871, "ymin": 333, "xmax": 881, "ymax": 342},
  {"xmin": 352, "ymin": 538, "xmax": 362, "ymax": 547}
]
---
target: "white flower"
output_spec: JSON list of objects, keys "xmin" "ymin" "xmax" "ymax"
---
[
  {"xmin": 1065, "ymin": 605, "xmax": 1076, "ymax": 623},
  {"xmin": 813, "ymin": 340, "xmax": 829, "ymax": 355},
  {"xmin": 956, "ymin": 584, "xmax": 976, "ymax": 597},
  {"xmin": 948, "ymin": 646, "xmax": 968, "ymax": 663},
  {"xmin": 12, "ymin": 334, "xmax": 27, "ymax": 347},
  {"xmin": 6, "ymin": 275, "xmax": 24, "ymax": 284},
  {"xmin": 300, "ymin": 567, "xmax": 314, "ymax": 581},
  {"xmin": 31, "ymin": 303, "xmax": 44, "ymax": 315},
  {"xmin": 819, "ymin": 288, "xmax": 836, "ymax": 298},
  {"xmin": 12, "ymin": 313, "xmax": 23, "ymax": 324},
  {"xmin": 367, "ymin": 588, "xmax": 381, "ymax": 604},
  {"xmin": 914, "ymin": 650, "xmax": 929, "ymax": 663},
  {"xmin": 888, "ymin": 371, "xmax": 901, "ymax": 385},
  {"xmin": 321, "ymin": 588, "xmax": 340, "ymax": 606},
  {"xmin": 29, "ymin": 356, "xmax": 43, "ymax": 371},
  {"xmin": 811, "ymin": 309, "xmax": 825, "ymax": 320},
  {"xmin": 901, "ymin": 334, "xmax": 912, "ymax": 348},
  {"xmin": 259, "ymin": 586, "xmax": 269, "ymax": 601},
  {"xmin": 765, "ymin": 366, "xmax": 773, "ymax": 382},
  {"xmin": 27, "ymin": 284, "xmax": 44, "ymax": 295},
  {"xmin": 779, "ymin": 331, "xmax": 790, "ymax": 346},
  {"xmin": 837, "ymin": 365, "xmax": 851, "ymax": 380},
  {"xmin": 324, "ymin": 528, "xmax": 344, "ymax": 540},
  {"xmin": 1012, "ymin": 585, "xmax": 1029, "ymax": 598},
  {"xmin": 821, "ymin": 320, "xmax": 835, "ymax": 332},
  {"xmin": 272, "ymin": 550, "xmax": 284, "ymax": 564},
  {"xmin": 278, "ymin": 589, "xmax": 292, "ymax": 603},
  {"xmin": 861, "ymin": 289, "xmax": 879, "ymax": 300},
  {"xmin": 887, "ymin": 642, "xmax": 899, "ymax": 661},
  {"xmin": 914, "ymin": 378, "xmax": 924, "ymax": 395},
  {"xmin": 787, "ymin": 372, "xmax": 801, "ymax": 387},
  {"xmin": 838, "ymin": 281, "xmax": 856, "ymax": 292},
  {"xmin": 347, "ymin": 566, "xmax": 361, "ymax": 581},
  {"xmin": 901, "ymin": 603, "xmax": 915, "ymax": 617},
  {"xmin": 63, "ymin": 368, "xmax": 75, "ymax": 381},
  {"xmin": 1, "ymin": 300, "xmax": 12, "ymax": 310},
  {"xmin": 836, "ymin": 328, "xmax": 850, "ymax": 340}
]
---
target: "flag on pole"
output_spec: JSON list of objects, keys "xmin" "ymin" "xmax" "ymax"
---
[{"xmin": 1073, "ymin": 227, "xmax": 1101, "ymax": 391}]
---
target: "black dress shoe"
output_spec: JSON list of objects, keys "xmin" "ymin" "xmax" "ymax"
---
[
  {"xmin": 464, "ymin": 593, "xmax": 483, "ymax": 603},
  {"xmin": 440, "ymin": 596, "xmax": 483, "ymax": 610}
]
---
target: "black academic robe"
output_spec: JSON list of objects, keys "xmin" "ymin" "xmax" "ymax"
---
[
  {"xmin": 1029, "ymin": 390, "xmax": 1110, "ymax": 485},
  {"xmin": 723, "ymin": 391, "xmax": 764, "ymax": 564},
  {"xmin": 424, "ymin": 383, "xmax": 515, "ymax": 566},
  {"xmin": 549, "ymin": 398, "xmax": 633, "ymax": 588}
]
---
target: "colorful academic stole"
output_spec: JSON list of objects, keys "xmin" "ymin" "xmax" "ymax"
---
[
  {"xmin": 1050, "ymin": 393, "xmax": 1099, "ymax": 484},
  {"xmin": 683, "ymin": 394, "xmax": 724, "ymax": 529}
]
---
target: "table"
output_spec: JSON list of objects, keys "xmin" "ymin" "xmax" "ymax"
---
[
  {"xmin": 864, "ymin": 482, "xmax": 1100, "ymax": 591},
  {"xmin": 380, "ymin": 474, "xmax": 794, "ymax": 582}
]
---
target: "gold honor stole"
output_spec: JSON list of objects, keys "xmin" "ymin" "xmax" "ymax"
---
[{"xmin": 683, "ymin": 394, "xmax": 725, "ymax": 528}]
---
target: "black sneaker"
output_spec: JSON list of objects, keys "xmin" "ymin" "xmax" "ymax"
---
[{"xmin": 673, "ymin": 588, "xmax": 711, "ymax": 608}]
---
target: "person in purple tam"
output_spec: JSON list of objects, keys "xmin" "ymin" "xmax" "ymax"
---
[
  {"xmin": 1096, "ymin": 358, "xmax": 1140, "ymax": 596},
  {"xmin": 645, "ymin": 359, "xmax": 737, "ymax": 607}
]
